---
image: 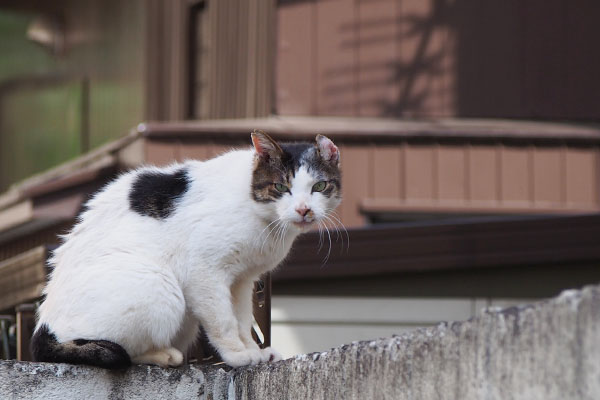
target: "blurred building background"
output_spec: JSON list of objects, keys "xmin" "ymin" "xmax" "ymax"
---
[{"xmin": 1, "ymin": 0, "xmax": 600, "ymax": 361}]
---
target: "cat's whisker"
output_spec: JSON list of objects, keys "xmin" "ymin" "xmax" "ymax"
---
[
  {"xmin": 259, "ymin": 218, "xmax": 283, "ymax": 254},
  {"xmin": 276, "ymin": 221, "xmax": 289, "ymax": 254},
  {"xmin": 317, "ymin": 221, "xmax": 325, "ymax": 253},
  {"xmin": 323, "ymin": 216, "xmax": 344, "ymax": 255},
  {"xmin": 318, "ymin": 232, "xmax": 323, "ymax": 252},
  {"xmin": 322, "ymin": 209, "xmax": 346, "ymax": 249},
  {"xmin": 325, "ymin": 211, "xmax": 349, "ymax": 253},
  {"xmin": 320, "ymin": 223, "xmax": 332, "ymax": 267},
  {"xmin": 271, "ymin": 220, "xmax": 283, "ymax": 251},
  {"xmin": 274, "ymin": 220, "xmax": 286, "ymax": 253},
  {"xmin": 283, "ymin": 222, "xmax": 290, "ymax": 253},
  {"xmin": 323, "ymin": 214, "xmax": 342, "ymax": 243}
]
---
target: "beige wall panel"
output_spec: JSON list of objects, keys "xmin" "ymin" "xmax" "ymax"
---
[
  {"xmin": 276, "ymin": 2, "xmax": 315, "ymax": 115},
  {"xmin": 533, "ymin": 147, "xmax": 563, "ymax": 204},
  {"xmin": 437, "ymin": 147, "xmax": 466, "ymax": 200},
  {"xmin": 145, "ymin": 141, "xmax": 178, "ymax": 166},
  {"xmin": 340, "ymin": 146, "xmax": 369, "ymax": 227},
  {"xmin": 468, "ymin": 146, "xmax": 498, "ymax": 202},
  {"xmin": 565, "ymin": 148, "xmax": 598, "ymax": 206},
  {"xmin": 271, "ymin": 295, "xmax": 476, "ymax": 359},
  {"xmin": 316, "ymin": 0, "xmax": 357, "ymax": 116},
  {"xmin": 372, "ymin": 146, "xmax": 402, "ymax": 199},
  {"xmin": 357, "ymin": 0, "xmax": 399, "ymax": 117},
  {"xmin": 405, "ymin": 145, "xmax": 435, "ymax": 200},
  {"xmin": 500, "ymin": 146, "xmax": 530, "ymax": 202}
]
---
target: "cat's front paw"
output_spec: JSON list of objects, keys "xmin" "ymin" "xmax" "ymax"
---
[
  {"xmin": 221, "ymin": 348, "xmax": 263, "ymax": 367},
  {"xmin": 260, "ymin": 347, "xmax": 282, "ymax": 363}
]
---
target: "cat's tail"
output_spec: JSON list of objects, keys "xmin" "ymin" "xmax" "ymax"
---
[{"xmin": 31, "ymin": 323, "xmax": 131, "ymax": 369}]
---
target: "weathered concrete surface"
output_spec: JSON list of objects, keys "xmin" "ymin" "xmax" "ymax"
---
[{"xmin": 1, "ymin": 284, "xmax": 599, "ymax": 400}]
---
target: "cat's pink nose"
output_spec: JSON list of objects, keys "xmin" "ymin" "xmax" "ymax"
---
[{"xmin": 296, "ymin": 206, "xmax": 311, "ymax": 217}]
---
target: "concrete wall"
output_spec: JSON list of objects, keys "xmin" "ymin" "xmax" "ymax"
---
[{"xmin": 1, "ymin": 284, "xmax": 599, "ymax": 400}]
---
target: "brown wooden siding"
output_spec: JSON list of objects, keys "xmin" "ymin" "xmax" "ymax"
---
[
  {"xmin": 139, "ymin": 119, "xmax": 600, "ymax": 228},
  {"xmin": 187, "ymin": 0, "xmax": 275, "ymax": 119},
  {"xmin": 276, "ymin": 0, "xmax": 600, "ymax": 120}
]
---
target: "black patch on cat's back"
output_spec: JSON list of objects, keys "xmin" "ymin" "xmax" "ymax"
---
[{"xmin": 129, "ymin": 168, "xmax": 190, "ymax": 219}]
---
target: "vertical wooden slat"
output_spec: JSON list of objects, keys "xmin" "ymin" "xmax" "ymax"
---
[
  {"xmin": 522, "ymin": 0, "xmax": 566, "ymax": 118},
  {"xmin": 440, "ymin": 0, "xmax": 457, "ymax": 117},
  {"xmin": 192, "ymin": 1, "xmax": 212, "ymax": 119},
  {"xmin": 276, "ymin": 1, "xmax": 315, "ymax": 115},
  {"xmin": 340, "ymin": 146, "xmax": 369, "ymax": 227},
  {"xmin": 372, "ymin": 146, "xmax": 402, "ymax": 199},
  {"xmin": 532, "ymin": 147, "xmax": 563, "ymax": 205},
  {"xmin": 565, "ymin": 148, "xmax": 597, "ymax": 206},
  {"xmin": 245, "ymin": 0, "xmax": 258, "ymax": 117},
  {"xmin": 357, "ymin": 0, "xmax": 399, "ymax": 117},
  {"xmin": 437, "ymin": 146, "xmax": 466, "ymax": 201},
  {"xmin": 468, "ymin": 146, "xmax": 499, "ymax": 202},
  {"xmin": 145, "ymin": 0, "xmax": 189, "ymax": 121},
  {"xmin": 404, "ymin": 145, "xmax": 435, "ymax": 200},
  {"xmin": 316, "ymin": 0, "xmax": 358, "ymax": 116},
  {"xmin": 564, "ymin": 2, "xmax": 600, "ymax": 120},
  {"xmin": 190, "ymin": 0, "xmax": 274, "ymax": 119},
  {"xmin": 500, "ymin": 146, "xmax": 530, "ymax": 203},
  {"xmin": 397, "ymin": 0, "xmax": 447, "ymax": 117},
  {"xmin": 16, "ymin": 303, "xmax": 36, "ymax": 362},
  {"xmin": 453, "ymin": 0, "xmax": 524, "ymax": 118}
]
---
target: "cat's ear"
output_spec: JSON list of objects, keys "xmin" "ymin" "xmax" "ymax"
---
[
  {"xmin": 315, "ymin": 134, "xmax": 340, "ymax": 165},
  {"xmin": 251, "ymin": 130, "xmax": 283, "ymax": 160}
]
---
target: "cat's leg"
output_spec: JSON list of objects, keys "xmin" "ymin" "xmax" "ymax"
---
[
  {"xmin": 231, "ymin": 278, "xmax": 261, "ymax": 350},
  {"xmin": 187, "ymin": 278, "xmax": 262, "ymax": 367},
  {"xmin": 171, "ymin": 311, "xmax": 200, "ymax": 359},
  {"xmin": 132, "ymin": 347, "xmax": 184, "ymax": 368},
  {"xmin": 231, "ymin": 277, "xmax": 282, "ymax": 363}
]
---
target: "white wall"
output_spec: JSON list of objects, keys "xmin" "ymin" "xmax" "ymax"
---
[{"xmin": 271, "ymin": 295, "xmax": 534, "ymax": 359}]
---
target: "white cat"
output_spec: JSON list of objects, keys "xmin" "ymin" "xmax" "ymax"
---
[{"xmin": 31, "ymin": 131, "xmax": 342, "ymax": 369}]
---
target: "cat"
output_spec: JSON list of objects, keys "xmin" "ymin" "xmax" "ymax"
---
[{"xmin": 30, "ymin": 130, "xmax": 342, "ymax": 369}]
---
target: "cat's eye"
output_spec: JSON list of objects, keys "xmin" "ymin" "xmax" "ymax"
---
[
  {"xmin": 274, "ymin": 183, "xmax": 289, "ymax": 193},
  {"xmin": 312, "ymin": 181, "xmax": 327, "ymax": 192}
]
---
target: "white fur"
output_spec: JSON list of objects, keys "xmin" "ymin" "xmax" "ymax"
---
[{"xmin": 35, "ymin": 147, "xmax": 341, "ymax": 367}]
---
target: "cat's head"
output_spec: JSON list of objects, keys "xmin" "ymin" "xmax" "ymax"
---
[{"xmin": 251, "ymin": 130, "xmax": 341, "ymax": 232}]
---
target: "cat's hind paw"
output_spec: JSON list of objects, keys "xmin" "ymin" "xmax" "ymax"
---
[
  {"xmin": 260, "ymin": 347, "xmax": 282, "ymax": 363},
  {"xmin": 132, "ymin": 347, "xmax": 183, "ymax": 368},
  {"xmin": 165, "ymin": 347, "xmax": 184, "ymax": 367},
  {"xmin": 221, "ymin": 348, "xmax": 263, "ymax": 367}
]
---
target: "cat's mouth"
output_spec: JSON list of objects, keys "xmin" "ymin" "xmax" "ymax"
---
[{"xmin": 293, "ymin": 220, "xmax": 315, "ymax": 229}]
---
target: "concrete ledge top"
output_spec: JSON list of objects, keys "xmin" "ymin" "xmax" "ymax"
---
[{"xmin": 2, "ymin": 284, "xmax": 599, "ymax": 400}]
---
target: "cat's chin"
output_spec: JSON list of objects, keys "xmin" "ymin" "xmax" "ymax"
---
[{"xmin": 292, "ymin": 220, "xmax": 315, "ymax": 231}]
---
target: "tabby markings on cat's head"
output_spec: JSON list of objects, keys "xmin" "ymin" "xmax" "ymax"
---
[{"xmin": 251, "ymin": 130, "xmax": 341, "ymax": 231}]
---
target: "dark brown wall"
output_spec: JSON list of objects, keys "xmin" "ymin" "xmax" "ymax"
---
[{"xmin": 276, "ymin": 0, "xmax": 600, "ymax": 120}]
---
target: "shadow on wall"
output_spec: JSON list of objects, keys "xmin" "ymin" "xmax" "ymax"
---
[{"xmin": 277, "ymin": 0, "xmax": 600, "ymax": 120}]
